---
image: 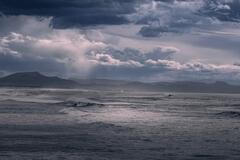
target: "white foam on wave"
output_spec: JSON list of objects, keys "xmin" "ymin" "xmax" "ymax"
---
[
  {"xmin": 59, "ymin": 106, "xmax": 169, "ymax": 125},
  {"xmin": 0, "ymin": 88, "xmax": 61, "ymax": 103}
]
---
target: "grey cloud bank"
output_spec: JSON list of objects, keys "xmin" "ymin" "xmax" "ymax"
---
[
  {"xmin": 0, "ymin": 0, "xmax": 240, "ymax": 83},
  {"xmin": 0, "ymin": 0, "xmax": 140, "ymax": 28}
]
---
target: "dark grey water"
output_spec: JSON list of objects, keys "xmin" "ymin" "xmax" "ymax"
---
[{"xmin": 0, "ymin": 88, "xmax": 240, "ymax": 160}]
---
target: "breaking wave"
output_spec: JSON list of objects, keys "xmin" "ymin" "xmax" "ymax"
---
[{"xmin": 57, "ymin": 97, "xmax": 105, "ymax": 108}]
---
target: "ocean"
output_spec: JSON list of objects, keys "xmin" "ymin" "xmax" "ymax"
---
[{"xmin": 0, "ymin": 88, "xmax": 240, "ymax": 160}]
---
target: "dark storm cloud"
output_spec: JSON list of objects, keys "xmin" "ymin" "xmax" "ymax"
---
[
  {"xmin": 139, "ymin": 26, "xmax": 179, "ymax": 37},
  {"xmin": 161, "ymin": 0, "xmax": 240, "ymax": 23},
  {"xmin": 1, "ymin": 0, "xmax": 239, "ymax": 29},
  {"xmin": 0, "ymin": 0, "xmax": 141, "ymax": 28},
  {"xmin": 133, "ymin": 0, "xmax": 240, "ymax": 37},
  {"xmin": 132, "ymin": 0, "xmax": 205, "ymax": 37},
  {"xmin": 200, "ymin": 0, "xmax": 240, "ymax": 22}
]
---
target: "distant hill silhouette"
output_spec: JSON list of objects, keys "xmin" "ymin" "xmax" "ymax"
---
[
  {"xmin": 74, "ymin": 78, "xmax": 240, "ymax": 93},
  {"xmin": 1, "ymin": 72, "xmax": 240, "ymax": 93},
  {"xmin": 0, "ymin": 72, "xmax": 78, "ymax": 88}
]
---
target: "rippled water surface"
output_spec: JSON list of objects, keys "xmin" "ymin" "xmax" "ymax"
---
[{"xmin": 0, "ymin": 88, "xmax": 240, "ymax": 160}]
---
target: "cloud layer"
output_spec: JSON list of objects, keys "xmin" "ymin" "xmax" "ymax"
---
[
  {"xmin": 0, "ymin": 28, "xmax": 106, "ymax": 76},
  {"xmin": 0, "ymin": 0, "xmax": 140, "ymax": 28},
  {"xmin": 0, "ymin": 1, "xmax": 240, "ymax": 83},
  {"xmin": 1, "ymin": 0, "xmax": 240, "ymax": 29}
]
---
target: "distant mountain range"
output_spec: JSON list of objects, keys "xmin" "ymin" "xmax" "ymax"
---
[
  {"xmin": 1, "ymin": 72, "xmax": 240, "ymax": 93},
  {"xmin": 74, "ymin": 79, "xmax": 240, "ymax": 93},
  {"xmin": 0, "ymin": 72, "xmax": 78, "ymax": 88}
]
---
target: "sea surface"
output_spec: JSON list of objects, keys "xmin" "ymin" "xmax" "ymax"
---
[{"xmin": 0, "ymin": 88, "xmax": 240, "ymax": 160}]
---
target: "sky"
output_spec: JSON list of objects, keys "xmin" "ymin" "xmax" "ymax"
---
[{"xmin": 0, "ymin": 0, "xmax": 240, "ymax": 83}]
